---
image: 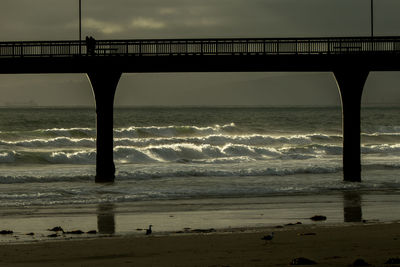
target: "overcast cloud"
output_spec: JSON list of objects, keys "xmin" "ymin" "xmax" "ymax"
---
[{"xmin": 1, "ymin": 0, "xmax": 400, "ymax": 106}]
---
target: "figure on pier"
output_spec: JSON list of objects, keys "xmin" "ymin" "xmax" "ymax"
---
[{"xmin": 86, "ymin": 36, "xmax": 96, "ymax": 56}]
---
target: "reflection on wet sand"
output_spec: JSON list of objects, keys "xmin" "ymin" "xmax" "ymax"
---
[
  {"xmin": 97, "ymin": 203, "xmax": 115, "ymax": 234},
  {"xmin": 343, "ymin": 191, "xmax": 363, "ymax": 222}
]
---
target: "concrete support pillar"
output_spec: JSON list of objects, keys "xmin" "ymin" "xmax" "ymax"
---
[
  {"xmin": 334, "ymin": 69, "xmax": 369, "ymax": 182},
  {"xmin": 87, "ymin": 71, "xmax": 122, "ymax": 183}
]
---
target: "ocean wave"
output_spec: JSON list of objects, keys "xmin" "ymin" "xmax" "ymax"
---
[
  {"xmin": 1, "ymin": 160, "xmax": 400, "ymax": 187},
  {"xmin": 0, "ymin": 164, "xmax": 342, "ymax": 184},
  {"xmin": 0, "ymin": 137, "xmax": 94, "ymax": 148},
  {"xmin": 2, "ymin": 132, "xmax": 400, "ymax": 152},
  {"xmin": 0, "ymin": 151, "xmax": 16, "ymax": 163},
  {"xmin": 37, "ymin": 128, "xmax": 95, "ymax": 138},
  {"xmin": 3, "ymin": 140, "xmax": 400, "ymax": 165},
  {"xmin": 114, "ymin": 123, "xmax": 237, "ymax": 138},
  {"xmin": 362, "ymin": 144, "xmax": 400, "ymax": 154},
  {"xmin": 0, "ymin": 175, "xmax": 92, "ymax": 184}
]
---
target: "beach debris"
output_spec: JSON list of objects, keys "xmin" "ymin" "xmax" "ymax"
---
[
  {"xmin": 87, "ymin": 230, "xmax": 97, "ymax": 234},
  {"xmin": 286, "ymin": 222, "xmax": 302, "ymax": 226},
  {"xmin": 47, "ymin": 233, "xmax": 58, "ymax": 238},
  {"xmin": 352, "ymin": 258, "xmax": 370, "ymax": 266},
  {"xmin": 0, "ymin": 230, "xmax": 13, "ymax": 235},
  {"xmin": 26, "ymin": 232, "xmax": 35, "ymax": 236},
  {"xmin": 191, "ymin": 228, "xmax": 216, "ymax": 233},
  {"xmin": 261, "ymin": 232, "xmax": 274, "ymax": 241},
  {"xmin": 290, "ymin": 257, "xmax": 317, "ymax": 265},
  {"xmin": 146, "ymin": 225, "xmax": 152, "ymax": 235},
  {"xmin": 65, "ymin": 230, "xmax": 84, "ymax": 235},
  {"xmin": 48, "ymin": 226, "xmax": 64, "ymax": 233},
  {"xmin": 385, "ymin": 258, "xmax": 400, "ymax": 264},
  {"xmin": 310, "ymin": 215, "xmax": 327, "ymax": 221},
  {"xmin": 176, "ymin": 228, "xmax": 216, "ymax": 234},
  {"xmin": 298, "ymin": 232, "xmax": 316, "ymax": 236}
]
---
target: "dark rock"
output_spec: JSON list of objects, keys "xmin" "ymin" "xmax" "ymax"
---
[
  {"xmin": 310, "ymin": 215, "xmax": 327, "ymax": 221},
  {"xmin": 26, "ymin": 232, "xmax": 35, "ymax": 236},
  {"xmin": 290, "ymin": 257, "xmax": 317, "ymax": 265},
  {"xmin": 87, "ymin": 230, "xmax": 97, "ymax": 234},
  {"xmin": 191, "ymin": 228, "xmax": 216, "ymax": 233},
  {"xmin": 299, "ymin": 233, "xmax": 316, "ymax": 236},
  {"xmin": 261, "ymin": 234, "xmax": 273, "ymax": 241},
  {"xmin": 48, "ymin": 226, "xmax": 64, "ymax": 232},
  {"xmin": 385, "ymin": 258, "xmax": 400, "ymax": 264},
  {"xmin": 275, "ymin": 225, "xmax": 284, "ymax": 229},
  {"xmin": 286, "ymin": 222, "xmax": 303, "ymax": 226},
  {"xmin": 0, "ymin": 230, "xmax": 13, "ymax": 235},
  {"xmin": 47, "ymin": 233, "xmax": 58, "ymax": 238},
  {"xmin": 66, "ymin": 230, "xmax": 84, "ymax": 234},
  {"xmin": 352, "ymin": 258, "xmax": 370, "ymax": 266}
]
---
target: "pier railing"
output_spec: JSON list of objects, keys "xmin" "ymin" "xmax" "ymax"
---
[{"xmin": 1, "ymin": 37, "xmax": 400, "ymax": 58}]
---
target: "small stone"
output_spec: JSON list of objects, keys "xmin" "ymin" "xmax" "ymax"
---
[
  {"xmin": 310, "ymin": 215, "xmax": 327, "ymax": 221},
  {"xmin": 26, "ymin": 232, "xmax": 35, "ymax": 236},
  {"xmin": 87, "ymin": 230, "xmax": 97, "ymax": 234},
  {"xmin": 0, "ymin": 230, "xmax": 13, "ymax": 235},
  {"xmin": 352, "ymin": 258, "xmax": 370, "ymax": 266},
  {"xmin": 290, "ymin": 257, "xmax": 317, "ymax": 265},
  {"xmin": 47, "ymin": 233, "xmax": 58, "ymax": 238}
]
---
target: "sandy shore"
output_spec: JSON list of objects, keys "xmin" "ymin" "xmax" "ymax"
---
[{"xmin": 0, "ymin": 222, "xmax": 399, "ymax": 266}]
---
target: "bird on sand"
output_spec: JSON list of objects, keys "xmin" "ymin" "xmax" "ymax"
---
[
  {"xmin": 261, "ymin": 232, "xmax": 274, "ymax": 241},
  {"xmin": 146, "ymin": 225, "xmax": 152, "ymax": 235}
]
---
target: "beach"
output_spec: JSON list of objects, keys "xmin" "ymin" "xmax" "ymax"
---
[
  {"xmin": 0, "ymin": 222, "xmax": 399, "ymax": 266},
  {"xmin": 0, "ymin": 192, "xmax": 399, "ymax": 266}
]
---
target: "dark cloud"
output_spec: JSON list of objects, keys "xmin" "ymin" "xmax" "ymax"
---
[
  {"xmin": 3, "ymin": 0, "xmax": 399, "ymax": 40},
  {"xmin": 1, "ymin": 0, "xmax": 400, "ymax": 106}
]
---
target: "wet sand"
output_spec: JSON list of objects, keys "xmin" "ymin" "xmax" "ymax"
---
[
  {"xmin": 2, "ymin": 191, "xmax": 400, "ymax": 242},
  {"xmin": 0, "ymin": 222, "xmax": 400, "ymax": 266},
  {"xmin": 0, "ymin": 192, "xmax": 400, "ymax": 266}
]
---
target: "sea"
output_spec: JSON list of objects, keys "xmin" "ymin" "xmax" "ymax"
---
[{"xmin": 1, "ymin": 106, "xmax": 400, "ymax": 209}]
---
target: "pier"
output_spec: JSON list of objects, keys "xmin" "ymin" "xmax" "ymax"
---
[{"xmin": 1, "ymin": 36, "xmax": 400, "ymax": 182}]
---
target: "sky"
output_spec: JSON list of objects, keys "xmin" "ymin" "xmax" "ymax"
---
[{"xmin": 1, "ymin": 0, "xmax": 400, "ymax": 106}]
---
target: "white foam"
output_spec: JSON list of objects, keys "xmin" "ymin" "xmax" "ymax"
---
[{"xmin": 0, "ymin": 151, "xmax": 16, "ymax": 163}]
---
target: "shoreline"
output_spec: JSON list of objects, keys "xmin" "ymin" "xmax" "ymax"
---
[
  {"xmin": 1, "ymin": 222, "xmax": 399, "ymax": 266},
  {"xmin": 0, "ymin": 191, "xmax": 400, "ymax": 243}
]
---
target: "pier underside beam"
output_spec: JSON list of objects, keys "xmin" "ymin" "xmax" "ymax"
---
[
  {"xmin": 334, "ymin": 69, "xmax": 369, "ymax": 182},
  {"xmin": 87, "ymin": 71, "xmax": 122, "ymax": 183}
]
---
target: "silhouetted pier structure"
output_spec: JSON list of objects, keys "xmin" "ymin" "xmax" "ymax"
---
[{"xmin": 1, "ymin": 36, "xmax": 400, "ymax": 182}]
